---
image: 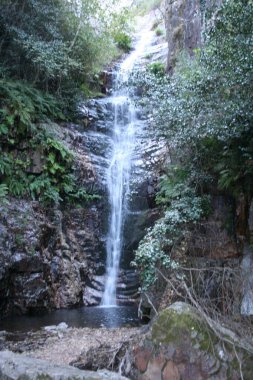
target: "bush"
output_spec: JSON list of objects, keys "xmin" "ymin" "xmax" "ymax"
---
[
  {"xmin": 155, "ymin": 27, "xmax": 163, "ymax": 36},
  {"xmin": 147, "ymin": 62, "xmax": 165, "ymax": 76},
  {"xmin": 0, "ymin": 78, "xmax": 96, "ymax": 205},
  {"xmin": 114, "ymin": 32, "xmax": 132, "ymax": 53}
]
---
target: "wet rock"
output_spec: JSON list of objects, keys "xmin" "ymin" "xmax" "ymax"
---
[
  {"xmin": 0, "ymin": 30, "xmax": 174, "ymax": 315},
  {"xmin": 0, "ymin": 177, "xmax": 104, "ymax": 316},
  {"xmin": 11, "ymin": 253, "xmax": 44, "ymax": 273},
  {"xmin": 83, "ymin": 286, "xmax": 103, "ymax": 306},
  {"xmin": 100, "ymin": 70, "xmax": 114, "ymax": 95},
  {"xmin": 0, "ymin": 350, "xmax": 130, "ymax": 380}
]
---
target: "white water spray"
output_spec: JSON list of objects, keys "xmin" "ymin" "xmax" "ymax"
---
[{"xmin": 101, "ymin": 27, "xmax": 154, "ymax": 306}]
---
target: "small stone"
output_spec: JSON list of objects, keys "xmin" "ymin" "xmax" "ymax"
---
[
  {"xmin": 145, "ymin": 358, "xmax": 163, "ymax": 380},
  {"xmin": 44, "ymin": 325, "xmax": 57, "ymax": 332},
  {"xmin": 162, "ymin": 361, "xmax": 180, "ymax": 380},
  {"xmin": 134, "ymin": 347, "xmax": 152, "ymax": 373},
  {"xmin": 57, "ymin": 322, "xmax": 68, "ymax": 330}
]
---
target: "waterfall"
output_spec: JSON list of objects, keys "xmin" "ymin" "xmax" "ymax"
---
[{"xmin": 101, "ymin": 28, "xmax": 154, "ymax": 307}]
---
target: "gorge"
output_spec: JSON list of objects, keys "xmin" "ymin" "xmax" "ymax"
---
[{"xmin": 1, "ymin": 0, "xmax": 253, "ymax": 379}]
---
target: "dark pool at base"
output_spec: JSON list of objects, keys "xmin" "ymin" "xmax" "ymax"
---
[{"xmin": 0, "ymin": 306, "xmax": 140, "ymax": 332}]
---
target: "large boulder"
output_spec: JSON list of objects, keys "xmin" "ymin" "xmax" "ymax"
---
[
  {"xmin": 129, "ymin": 302, "xmax": 253, "ymax": 380},
  {"xmin": 0, "ymin": 350, "xmax": 130, "ymax": 380}
]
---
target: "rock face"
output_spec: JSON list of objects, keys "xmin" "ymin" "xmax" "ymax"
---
[
  {"xmin": 129, "ymin": 302, "xmax": 253, "ymax": 380},
  {"xmin": 80, "ymin": 29, "xmax": 169, "ymax": 306},
  {"xmin": 0, "ymin": 122, "xmax": 105, "ymax": 317},
  {"xmin": 0, "ymin": 197, "xmax": 103, "ymax": 317},
  {"xmin": 0, "ymin": 350, "xmax": 130, "ymax": 380},
  {"xmin": 188, "ymin": 195, "xmax": 239, "ymax": 259},
  {"xmin": 165, "ymin": 0, "xmax": 222, "ymax": 71},
  {"xmin": 0, "ymin": 73, "xmax": 168, "ymax": 316}
]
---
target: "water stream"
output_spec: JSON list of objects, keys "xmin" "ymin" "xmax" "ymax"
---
[
  {"xmin": 101, "ymin": 28, "xmax": 154, "ymax": 306},
  {"xmin": 0, "ymin": 22, "xmax": 159, "ymax": 333}
]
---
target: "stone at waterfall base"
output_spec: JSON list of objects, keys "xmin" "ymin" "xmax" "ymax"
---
[
  {"xmin": 0, "ymin": 350, "xmax": 130, "ymax": 380},
  {"xmin": 126, "ymin": 302, "xmax": 253, "ymax": 380}
]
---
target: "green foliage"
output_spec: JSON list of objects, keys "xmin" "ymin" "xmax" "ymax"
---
[
  {"xmin": 133, "ymin": 0, "xmax": 253, "ymax": 198},
  {"xmin": 133, "ymin": 191, "xmax": 207, "ymax": 289},
  {"xmin": 133, "ymin": 0, "xmax": 162, "ymax": 15},
  {"xmin": 0, "ymin": 78, "xmax": 96, "ymax": 205},
  {"xmin": 147, "ymin": 62, "xmax": 165, "ymax": 77},
  {"xmin": 114, "ymin": 32, "xmax": 132, "ymax": 53},
  {"xmin": 133, "ymin": 162, "xmax": 211, "ymax": 289},
  {"xmin": 156, "ymin": 166, "xmax": 188, "ymax": 205},
  {"xmin": 133, "ymin": 0, "xmax": 253, "ymax": 289},
  {"xmin": 108, "ymin": 5, "xmax": 133, "ymax": 54},
  {"xmin": 0, "ymin": 184, "xmax": 9, "ymax": 205},
  {"xmin": 0, "ymin": 1, "xmax": 126, "ymax": 205},
  {"xmin": 155, "ymin": 27, "xmax": 163, "ymax": 36},
  {"xmin": 0, "ymin": 0, "xmax": 118, "ymax": 108}
]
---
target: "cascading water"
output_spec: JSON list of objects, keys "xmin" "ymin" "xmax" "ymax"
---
[{"xmin": 101, "ymin": 28, "xmax": 154, "ymax": 307}]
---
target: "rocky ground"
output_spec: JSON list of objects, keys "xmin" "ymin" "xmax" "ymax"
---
[
  {"xmin": 2, "ymin": 302, "xmax": 253, "ymax": 379},
  {"xmin": 1, "ymin": 325, "xmax": 140, "ymax": 370}
]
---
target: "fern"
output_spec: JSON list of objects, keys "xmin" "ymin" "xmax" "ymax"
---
[
  {"xmin": 0, "ymin": 184, "xmax": 9, "ymax": 205},
  {"xmin": 0, "ymin": 184, "xmax": 8, "ymax": 197}
]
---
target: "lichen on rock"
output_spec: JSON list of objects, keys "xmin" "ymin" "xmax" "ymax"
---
[{"xmin": 129, "ymin": 302, "xmax": 253, "ymax": 380}]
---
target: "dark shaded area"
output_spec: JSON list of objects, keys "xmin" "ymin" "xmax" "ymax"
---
[{"xmin": 0, "ymin": 305, "xmax": 140, "ymax": 332}]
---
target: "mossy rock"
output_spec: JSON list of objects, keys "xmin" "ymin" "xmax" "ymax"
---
[
  {"xmin": 132, "ymin": 302, "xmax": 253, "ymax": 380},
  {"xmin": 152, "ymin": 302, "xmax": 217, "ymax": 349}
]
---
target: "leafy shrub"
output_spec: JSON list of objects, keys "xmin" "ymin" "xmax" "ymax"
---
[
  {"xmin": 155, "ymin": 27, "xmax": 163, "ymax": 36},
  {"xmin": 133, "ymin": 163, "xmax": 211, "ymax": 289},
  {"xmin": 0, "ymin": 78, "xmax": 96, "ymax": 205},
  {"xmin": 0, "ymin": 0, "xmax": 116, "ymax": 104},
  {"xmin": 133, "ymin": 193, "xmax": 207, "ymax": 289},
  {"xmin": 0, "ymin": 183, "xmax": 9, "ymax": 205},
  {"xmin": 147, "ymin": 62, "xmax": 165, "ymax": 77},
  {"xmin": 132, "ymin": 0, "xmax": 253, "ymax": 289},
  {"xmin": 114, "ymin": 32, "xmax": 132, "ymax": 53}
]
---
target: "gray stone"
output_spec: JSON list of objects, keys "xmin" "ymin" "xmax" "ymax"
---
[
  {"xmin": 0, "ymin": 350, "xmax": 130, "ymax": 380},
  {"xmin": 57, "ymin": 322, "xmax": 68, "ymax": 330}
]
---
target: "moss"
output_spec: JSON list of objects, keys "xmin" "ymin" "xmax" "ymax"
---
[
  {"xmin": 148, "ymin": 304, "xmax": 253, "ymax": 379},
  {"xmin": 151, "ymin": 307, "xmax": 218, "ymax": 354}
]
